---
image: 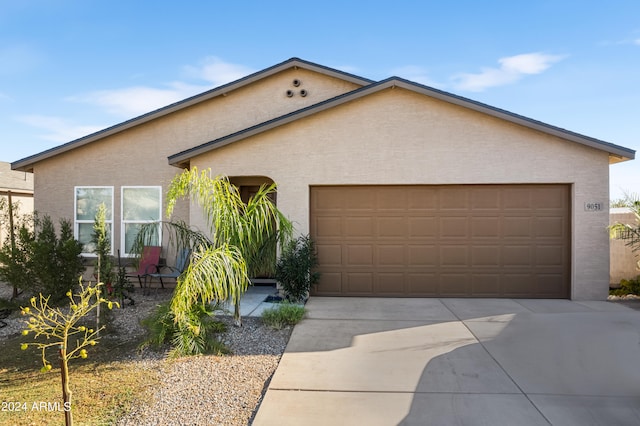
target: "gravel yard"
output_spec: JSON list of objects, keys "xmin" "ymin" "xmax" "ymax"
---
[{"xmin": 1, "ymin": 283, "xmax": 292, "ymax": 425}]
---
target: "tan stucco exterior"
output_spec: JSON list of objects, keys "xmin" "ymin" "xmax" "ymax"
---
[
  {"xmin": 12, "ymin": 58, "xmax": 634, "ymax": 300},
  {"xmin": 190, "ymin": 87, "xmax": 611, "ymax": 300}
]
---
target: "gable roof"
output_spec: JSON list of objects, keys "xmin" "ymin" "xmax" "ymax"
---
[
  {"xmin": 12, "ymin": 58, "xmax": 374, "ymax": 172},
  {"xmin": 168, "ymin": 76, "xmax": 636, "ymax": 167}
]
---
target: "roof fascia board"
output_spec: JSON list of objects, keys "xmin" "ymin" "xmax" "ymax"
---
[
  {"xmin": 169, "ymin": 78, "xmax": 635, "ymax": 166},
  {"xmin": 12, "ymin": 58, "xmax": 373, "ymax": 172}
]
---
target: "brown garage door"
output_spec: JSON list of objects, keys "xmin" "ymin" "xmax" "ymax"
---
[{"xmin": 310, "ymin": 185, "xmax": 570, "ymax": 298}]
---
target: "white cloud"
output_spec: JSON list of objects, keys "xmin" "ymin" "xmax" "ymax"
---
[
  {"xmin": 452, "ymin": 52, "xmax": 565, "ymax": 92},
  {"xmin": 67, "ymin": 82, "xmax": 206, "ymax": 117},
  {"xmin": 67, "ymin": 57, "xmax": 253, "ymax": 118},
  {"xmin": 16, "ymin": 115, "xmax": 105, "ymax": 142},
  {"xmin": 183, "ymin": 56, "xmax": 255, "ymax": 87}
]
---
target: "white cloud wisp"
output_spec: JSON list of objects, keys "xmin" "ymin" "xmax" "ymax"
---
[{"xmin": 452, "ymin": 52, "xmax": 565, "ymax": 92}]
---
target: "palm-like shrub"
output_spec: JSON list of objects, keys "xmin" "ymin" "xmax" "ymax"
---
[{"xmin": 135, "ymin": 168, "xmax": 292, "ymax": 355}]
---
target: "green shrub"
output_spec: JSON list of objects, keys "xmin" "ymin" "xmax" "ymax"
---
[
  {"xmin": 141, "ymin": 302, "xmax": 229, "ymax": 357},
  {"xmin": 610, "ymin": 275, "xmax": 640, "ymax": 296},
  {"xmin": 275, "ymin": 235, "xmax": 320, "ymax": 302},
  {"xmin": 261, "ymin": 302, "xmax": 306, "ymax": 330},
  {"xmin": 0, "ymin": 214, "xmax": 84, "ymax": 304}
]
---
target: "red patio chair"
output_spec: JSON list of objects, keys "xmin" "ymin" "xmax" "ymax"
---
[{"xmin": 126, "ymin": 246, "xmax": 162, "ymax": 292}]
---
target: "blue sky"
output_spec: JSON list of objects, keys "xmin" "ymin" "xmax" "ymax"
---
[{"xmin": 1, "ymin": 0, "xmax": 638, "ymax": 200}]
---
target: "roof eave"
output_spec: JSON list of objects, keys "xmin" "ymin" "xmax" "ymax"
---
[
  {"xmin": 168, "ymin": 78, "xmax": 636, "ymax": 166},
  {"xmin": 12, "ymin": 57, "xmax": 374, "ymax": 172}
]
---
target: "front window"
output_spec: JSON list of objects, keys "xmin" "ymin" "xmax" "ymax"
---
[
  {"xmin": 121, "ymin": 186, "xmax": 161, "ymax": 255},
  {"xmin": 75, "ymin": 187, "xmax": 113, "ymax": 255}
]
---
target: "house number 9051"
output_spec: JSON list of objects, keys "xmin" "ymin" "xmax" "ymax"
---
[{"xmin": 584, "ymin": 202, "xmax": 603, "ymax": 212}]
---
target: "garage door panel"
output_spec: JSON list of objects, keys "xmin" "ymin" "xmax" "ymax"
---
[
  {"xmin": 471, "ymin": 188, "xmax": 501, "ymax": 210},
  {"xmin": 376, "ymin": 273, "xmax": 405, "ymax": 294},
  {"xmin": 346, "ymin": 245, "xmax": 373, "ymax": 266},
  {"xmin": 311, "ymin": 185, "xmax": 570, "ymax": 298},
  {"xmin": 377, "ymin": 245, "xmax": 405, "ymax": 265},
  {"xmin": 440, "ymin": 217, "xmax": 469, "ymax": 238},
  {"xmin": 536, "ymin": 246, "xmax": 565, "ymax": 266},
  {"xmin": 408, "ymin": 274, "xmax": 439, "ymax": 296},
  {"xmin": 504, "ymin": 190, "xmax": 532, "ymax": 209},
  {"xmin": 472, "ymin": 217, "xmax": 500, "ymax": 238},
  {"xmin": 408, "ymin": 188, "xmax": 438, "ymax": 210},
  {"xmin": 378, "ymin": 217, "xmax": 406, "ymax": 237},
  {"xmin": 472, "ymin": 246, "xmax": 500, "ymax": 267},
  {"xmin": 534, "ymin": 217, "xmax": 565, "ymax": 238},
  {"xmin": 472, "ymin": 275, "xmax": 501, "ymax": 296},
  {"xmin": 377, "ymin": 188, "xmax": 407, "ymax": 210},
  {"xmin": 440, "ymin": 274, "xmax": 471, "ymax": 296},
  {"xmin": 440, "ymin": 188, "xmax": 469, "ymax": 210},
  {"xmin": 313, "ymin": 188, "xmax": 344, "ymax": 210},
  {"xmin": 345, "ymin": 217, "xmax": 374, "ymax": 237},
  {"xmin": 315, "ymin": 217, "xmax": 342, "ymax": 237},
  {"xmin": 502, "ymin": 246, "xmax": 532, "ymax": 267},
  {"xmin": 532, "ymin": 186, "xmax": 567, "ymax": 209},
  {"xmin": 346, "ymin": 273, "xmax": 373, "ymax": 293},
  {"xmin": 536, "ymin": 275, "xmax": 565, "ymax": 296},
  {"xmin": 409, "ymin": 217, "xmax": 437, "ymax": 237},
  {"xmin": 503, "ymin": 217, "xmax": 533, "ymax": 238},
  {"xmin": 316, "ymin": 244, "xmax": 342, "ymax": 266},
  {"xmin": 408, "ymin": 245, "xmax": 437, "ymax": 266},
  {"xmin": 345, "ymin": 189, "xmax": 375, "ymax": 210},
  {"xmin": 503, "ymin": 274, "xmax": 536, "ymax": 296},
  {"xmin": 317, "ymin": 272, "xmax": 343, "ymax": 294},
  {"xmin": 440, "ymin": 246, "xmax": 469, "ymax": 266}
]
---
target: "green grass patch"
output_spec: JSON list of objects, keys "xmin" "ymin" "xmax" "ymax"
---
[{"xmin": 261, "ymin": 302, "xmax": 306, "ymax": 330}]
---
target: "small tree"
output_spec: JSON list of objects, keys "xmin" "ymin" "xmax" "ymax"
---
[
  {"xmin": 92, "ymin": 203, "xmax": 113, "ymax": 286},
  {"xmin": 21, "ymin": 279, "xmax": 118, "ymax": 426}
]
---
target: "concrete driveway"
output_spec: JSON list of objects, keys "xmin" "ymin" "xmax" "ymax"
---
[{"xmin": 253, "ymin": 297, "xmax": 640, "ymax": 425}]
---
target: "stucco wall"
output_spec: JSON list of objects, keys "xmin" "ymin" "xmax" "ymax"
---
[
  {"xmin": 190, "ymin": 87, "xmax": 612, "ymax": 300},
  {"xmin": 610, "ymin": 208, "xmax": 639, "ymax": 284},
  {"xmin": 30, "ymin": 68, "xmax": 362, "ymax": 255}
]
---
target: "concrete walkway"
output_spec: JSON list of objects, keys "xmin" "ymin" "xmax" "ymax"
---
[{"xmin": 253, "ymin": 297, "xmax": 640, "ymax": 426}]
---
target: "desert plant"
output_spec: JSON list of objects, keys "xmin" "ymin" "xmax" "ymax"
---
[
  {"xmin": 261, "ymin": 302, "xmax": 306, "ymax": 330},
  {"xmin": 141, "ymin": 301, "xmax": 228, "ymax": 357},
  {"xmin": 167, "ymin": 169, "xmax": 292, "ymax": 313},
  {"xmin": 610, "ymin": 276, "xmax": 640, "ymax": 296},
  {"xmin": 609, "ymin": 194, "xmax": 640, "ymax": 255},
  {"xmin": 20, "ymin": 280, "xmax": 118, "ymax": 426},
  {"xmin": 275, "ymin": 235, "xmax": 320, "ymax": 302}
]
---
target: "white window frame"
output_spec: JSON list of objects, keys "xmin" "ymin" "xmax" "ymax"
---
[
  {"xmin": 121, "ymin": 186, "xmax": 162, "ymax": 257},
  {"xmin": 74, "ymin": 186, "xmax": 114, "ymax": 257}
]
